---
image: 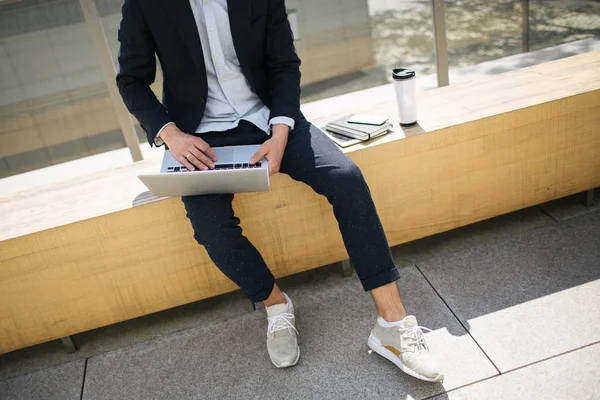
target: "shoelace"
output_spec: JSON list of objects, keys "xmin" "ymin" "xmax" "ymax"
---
[
  {"xmin": 399, "ymin": 325, "xmax": 432, "ymax": 352},
  {"xmin": 267, "ymin": 313, "xmax": 298, "ymax": 335}
]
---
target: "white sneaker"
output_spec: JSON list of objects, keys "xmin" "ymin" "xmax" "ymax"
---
[
  {"xmin": 368, "ymin": 315, "xmax": 444, "ymax": 382},
  {"xmin": 265, "ymin": 293, "xmax": 300, "ymax": 368}
]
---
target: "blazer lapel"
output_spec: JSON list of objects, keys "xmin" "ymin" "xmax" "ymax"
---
[
  {"xmin": 227, "ymin": 0, "xmax": 253, "ymax": 82},
  {"xmin": 160, "ymin": 0, "xmax": 205, "ymax": 69}
]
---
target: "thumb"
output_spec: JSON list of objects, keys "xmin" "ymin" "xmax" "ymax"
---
[{"xmin": 250, "ymin": 145, "xmax": 268, "ymax": 165}]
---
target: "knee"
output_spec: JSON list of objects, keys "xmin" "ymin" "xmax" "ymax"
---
[
  {"xmin": 325, "ymin": 161, "xmax": 369, "ymax": 201},
  {"xmin": 190, "ymin": 216, "xmax": 243, "ymax": 246},
  {"xmin": 333, "ymin": 161, "xmax": 366, "ymax": 187}
]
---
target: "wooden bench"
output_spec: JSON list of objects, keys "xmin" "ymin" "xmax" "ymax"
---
[{"xmin": 1, "ymin": 52, "xmax": 599, "ymax": 355}]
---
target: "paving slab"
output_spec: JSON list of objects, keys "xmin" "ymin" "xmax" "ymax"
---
[
  {"xmin": 82, "ymin": 265, "xmax": 497, "ymax": 400},
  {"xmin": 0, "ymin": 359, "xmax": 85, "ymax": 400},
  {"xmin": 419, "ymin": 210, "xmax": 600, "ymax": 373},
  {"xmin": 392, "ymin": 207, "xmax": 553, "ymax": 267},
  {"xmin": 429, "ymin": 343, "xmax": 600, "ymax": 400},
  {"xmin": 0, "ymin": 288, "xmax": 254, "ymax": 381}
]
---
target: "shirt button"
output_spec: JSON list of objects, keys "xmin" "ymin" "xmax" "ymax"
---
[
  {"xmin": 215, "ymin": 53, "xmax": 220, "ymax": 59},
  {"xmin": 203, "ymin": 0, "xmax": 209, "ymax": 3},
  {"xmin": 209, "ymin": 26, "xmax": 215, "ymax": 32},
  {"xmin": 233, "ymin": 100, "xmax": 237, "ymax": 105}
]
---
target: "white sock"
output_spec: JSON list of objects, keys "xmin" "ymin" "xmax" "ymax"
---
[{"xmin": 377, "ymin": 316, "xmax": 404, "ymax": 328}]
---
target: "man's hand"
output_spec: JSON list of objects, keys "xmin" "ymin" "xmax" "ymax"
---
[
  {"xmin": 249, "ymin": 124, "xmax": 290, "ymax": 175},
  {"xmin": 161, "ymin": 124, "xmax": 217, "ymax": 171}
]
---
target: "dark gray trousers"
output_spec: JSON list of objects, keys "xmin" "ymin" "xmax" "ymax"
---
[{"xmin": 182, "ymin": 118, "xmax": 399, "ymax": 302}]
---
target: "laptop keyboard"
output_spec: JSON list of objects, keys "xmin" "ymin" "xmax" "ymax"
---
[{"xmin": 166, "ymin": 162, "xmax": 262, "ymax": 173}]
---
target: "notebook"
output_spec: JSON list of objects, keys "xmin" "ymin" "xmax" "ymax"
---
[{"xmin": 325, "ymin": 114, "xmax": 393, "ymax": 141}]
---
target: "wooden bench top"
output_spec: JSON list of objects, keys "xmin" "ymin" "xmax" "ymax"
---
[{"xmin": 1, "ymin": 51, "xmax": 599, "ymax": 242}]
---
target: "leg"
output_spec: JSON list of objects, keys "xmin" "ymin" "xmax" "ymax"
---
[
  {"xmin": 585, "ymin": 189, "xmax": 594, "ymax": 207},
  {"xmin": 279, "ymin": 120, "xmax": 404, "ymax": 319},
  {"xmin": 280, "ymin": 121, "xmax": 442, "ymax": 381},
  {"xmin": 185, "ymin": 122, "xmax": 289, "ymax": 304},
  {"xmin": 263, "ymin": 283, "xmax": 286, "ymax": 307},
  {"xmin": 251, "ymin": 283, "xmax": 286, "ymax": 310},
  {"xmin": 188, "ymin": 123, "xmax": 297, "ymax": 368},
  {"xmin": 340, "ymin": 259, "xmax": 354, "ymax": 277},
  {"xmin": 60, "ymin": 336, "xmax": 77, "ymax": 353},
  {"xmin": 371, "ymin": 282, "xmax": 407, "ymax": 322},
  {"xmin": 184, "ymin": 192, "xmax": 298, "ymax": 367},
  {"xmin": 182, "ymin": 193, "xmax": 275, "ymax": 303}
]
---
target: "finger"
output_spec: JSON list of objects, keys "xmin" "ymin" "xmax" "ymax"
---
[
  {"xmin": 184, "ymin": 151, "xmax": 209, "ymax": 171},
  {"xmin": 250, "ymin": 145, "xmax": 268, "ymax": 165},
  {"xmin": 265, "ymin": 153, "xmax": 279, "ymax": 175},
  {"xmin": 175, "ymin": 154, "xmax": 196, "ymax": 171},
  {"xmin": 191, "ymin": 137, "xmax": 217, "ymax": 162},
  {"xmin": 189, "ymin": 147, "xmax": 214, "ymax": 170}
]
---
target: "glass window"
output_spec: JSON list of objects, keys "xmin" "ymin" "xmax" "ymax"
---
[
  {"xmin": 0, "ymin": 0, "xmax": 125, "ymax": 179},
  {"xmin": 97, "ymin": 0, "xmax": 164, "ymax": 143},
  {"xmin": 445, "ymin": 0, "xmax": 522, "ymax": 69},
  {"xmin": 295, "ymin": 0, "xmax": 434, "ymax": 102},
  {"xmin": 529, "ymin": 0, "xmax": 600, "ymax": 51}
]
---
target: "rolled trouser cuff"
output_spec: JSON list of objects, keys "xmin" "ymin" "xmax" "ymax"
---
[
  {"xmin": 360, "ymin": 265, "xmax": 400, "ymax": 292},
  {"xmin": 245, "ymin": 273, "xmax": 276, "ymax": 303}
]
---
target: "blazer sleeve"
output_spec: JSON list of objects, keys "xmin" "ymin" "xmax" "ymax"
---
[
  {"xmin": 116, "ymin": 0, "xmax": 171, "ymax": 146},
  {"xmin": 264, "ymin": 0, "xmax": 302, "ymax": 124}
]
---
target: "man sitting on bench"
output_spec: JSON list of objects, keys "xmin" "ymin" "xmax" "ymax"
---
[{"xmin": 116, "ymin": 0, "xmax": 443, "ymax": 382}]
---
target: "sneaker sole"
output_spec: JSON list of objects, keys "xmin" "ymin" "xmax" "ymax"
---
[{"xmin": 367, "ymin": 333, "xmax": 444, "ymax": 383}]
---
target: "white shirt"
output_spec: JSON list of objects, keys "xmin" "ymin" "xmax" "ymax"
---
[{"xmin": 155, "ymin": 0, "xmax": 294, "ymax": 145}]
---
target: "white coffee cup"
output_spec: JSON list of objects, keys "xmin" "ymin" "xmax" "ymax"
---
[{"xmin": 392, "ymin": 68, "xmax": 417, "ymax": 126}]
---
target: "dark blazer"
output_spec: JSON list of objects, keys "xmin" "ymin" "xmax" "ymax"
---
[{"xmin": 116, "ymin": 0, "xmax": 302, "ymax": 146}]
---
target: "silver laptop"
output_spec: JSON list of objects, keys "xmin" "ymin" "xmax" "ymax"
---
[{"xmin": 138, "ymin": 145, "xmax": 269, "ymax": 197}]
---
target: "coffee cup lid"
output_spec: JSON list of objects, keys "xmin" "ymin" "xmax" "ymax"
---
[{"xmin": 392, "ymin": 68, "xmax": 415, "ymax": 80}]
